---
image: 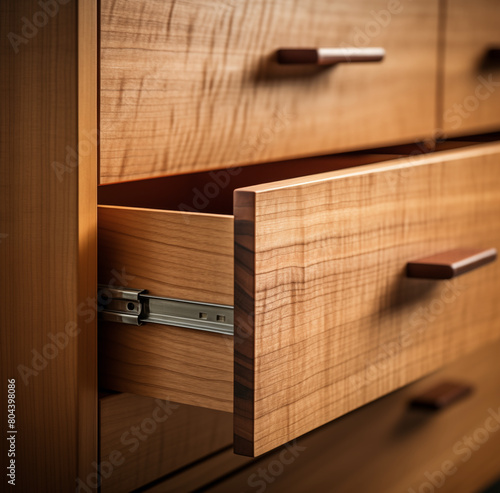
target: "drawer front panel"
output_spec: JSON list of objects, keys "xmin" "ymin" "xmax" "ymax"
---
[
  {"xmin": 234, "ymin": 142, "xmax": 500, "ymax": 455},
  {"xmin": 100, "ymin": 0, "xmax": 438, "ymax": 183},
  {"xmin": 442, "ymin": 0, "xmax": 500, "ymax": 135}
]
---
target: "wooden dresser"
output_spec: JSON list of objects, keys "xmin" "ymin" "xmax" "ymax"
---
[{"xmin": 2, "ymin": 0, "xmax": 500, "ymax": 491}]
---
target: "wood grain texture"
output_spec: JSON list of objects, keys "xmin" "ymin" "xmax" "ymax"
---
[
  {"xmin": 100, "ymin": 393, "xmax": 233, "ymax": 493},
  {"xmin": 0, "ymin": 0, "xmax": 98, "ymax": 490},
  {"xmin": 99, "ymin": 322, "xmax": 233, "ymax": 412},
  {"xmin": 78, "ymin": 0, "xmax": 99, "ymax": 483},
  {"xmin": 441, "ymin": 0, "xmax": 500, "ymax": 135},
  {"xmin": 201, "ymin": 341, "xmax": 500, "ymax": 493},
  {"xmin": 97, "ymin": 157, "xmax": 396, "ymax": 415},
  {"xmin": 98, "ymin": 206, "xmax": 234, "ymax": 305},
  {"xmin": 98, "ymin": 206, "xmax": 234, "ymax": 410},
  {"xmin": 100, "ymin": 0, "xmax": 439, "ymax": 183},
  {"xmin": 234, "ymin": 142, "xmax": 500, "ymax": 456}
]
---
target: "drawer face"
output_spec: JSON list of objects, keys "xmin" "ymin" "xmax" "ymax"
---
[
  {"xmin": 442, "ymin": 0, "xmax": 500, "ymax": 135},
  {"xmin": 234, "ymin": 143, "xmax": 500, "ymax": 455},
  {"xmin": 100, "ymin": 0, "xmax": 438, "ymax": 183}
]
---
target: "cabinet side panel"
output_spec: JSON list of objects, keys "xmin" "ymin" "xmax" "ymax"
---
[{"xmin": 0, "ymin": 0, "xmax": 98, "ymax": 490}]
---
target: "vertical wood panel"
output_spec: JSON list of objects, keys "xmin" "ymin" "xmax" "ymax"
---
[
  {"xmin": 0, "ymin": 1, "xmax": 98, "ymax": 490},
  {"xmin": 78, "ymin": 0, "xmax": 99, "ymax": 486}
]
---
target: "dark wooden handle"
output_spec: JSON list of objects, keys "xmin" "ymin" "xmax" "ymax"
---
[
  {"xmin": 410, "ymin": 381, "xmax": 473, "ymax": 410},
  {"xmin": 406, "ymin": 248, "xmax": 497, "ymax": 279},
  {"xmin": 487, "ymin": 48, "xmax": 500, "ymax": 61},
  {"xmin": 276, "ymin": 47, "xmax": 385, "ymax": 65}
]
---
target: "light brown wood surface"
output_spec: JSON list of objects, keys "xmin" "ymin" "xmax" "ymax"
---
[
  {"xmin": 98, "ymin": 207, "xmax": 234, "ymax": 410},
  {"xmin": 100, "ymin": 0, "xmax": 438, "ymax": 183},
  {"xmin": 441, "ymin": 0, "xmax": 500, "ymax": 135},
  {"xmin": 100, "ymin": 393, "xmax": 233, "ymax": 492},
  {"xmin": 98, "ymin": 206, "xmax": 234, "ymax": 305},
  {"xmin": 99, "ymin": 322, "xmax": 233, "ymax": 412},
  {"xmin": 0, "ymin": 1, "xmax": 98, "ymax": 490},
  {"xmin": 78, "ymin": 0, "xmax": 99, "ymax": 482},
  {"xmin": 197, "ymin": 341, "xmax": 500, "ymax": 493},
  {"xmin": 234, "ymin": 142, "xmax": 500, "ymax": 455}
]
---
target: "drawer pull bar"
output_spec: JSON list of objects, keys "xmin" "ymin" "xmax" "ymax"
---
[
  {"xmin": 406, "ymin": 247, "xmax": 497, "ymax": 279},
  {"xmin": 98, "ymin": 285, "xmax": 234, "ymax": 335},
  {"xmin": 410, "ymin": 381, "xmax": 473, "ymax": 410},
  {"xmin": 487, "ymin": 48, "xmax": 500, "ymax": 61},
  {"xmin": 276, "ymin": 47, "xmax": 385, "ymax": 65}
]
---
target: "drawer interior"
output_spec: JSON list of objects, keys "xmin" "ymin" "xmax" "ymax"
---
[
  {"xmin": 98, "ymin": 139, "xmax": 491, "ymax": 215},
  {"xmin": 98, "ymin": 152, "xmax": 401, "ymax": 215}
]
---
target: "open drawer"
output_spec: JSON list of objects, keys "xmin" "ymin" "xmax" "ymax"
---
[{"xmin": 98, "ymin": 142, "xmax": 500, "ymax": 456}]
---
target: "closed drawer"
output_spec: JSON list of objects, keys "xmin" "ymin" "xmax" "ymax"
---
[
  {"xmin": 98, "ymin": 142, "xmax": 500, "ymax": 456},
  {"xmin": 100, "ymin": 0, "xmax": 438, "ymax": 183},
  {"xmin": 143, "ymin": 341, "xmax": 500, "ymax": 493},
  {"xmin": 442, "ymin": 0, "xmax": 500, "ymax": 135}
]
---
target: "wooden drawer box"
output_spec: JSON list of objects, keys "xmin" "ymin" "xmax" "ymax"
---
[
  {"xmin": 100, "ymin": 0, "xmax": 438, "ymax": 183},
  {"xmin": 442, "ymin": 0, "xmax": 500, "ymax": 135},
  {"xmin": 98, "ymin": 142, "xmax": 500, "ymax": 456}
]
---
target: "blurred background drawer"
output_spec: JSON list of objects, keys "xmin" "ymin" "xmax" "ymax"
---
[
  {"xmin": 98, "ymin": 142, "xmax": 500, "ymax": 457},
  {"xmin": 441, "ymin": 0, "xmax": 500, "ymax": 136},
  {"xmin": 100, "ymin": 0, "xmax": 439, "ymax": 183}
]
